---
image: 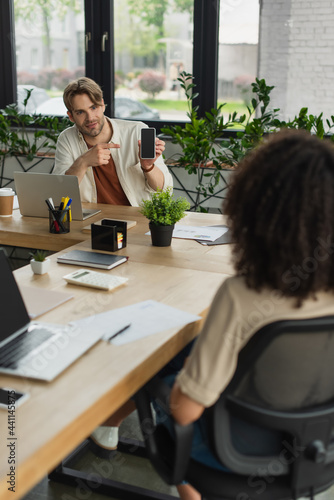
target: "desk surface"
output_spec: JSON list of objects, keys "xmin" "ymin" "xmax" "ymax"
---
[
  {"xmin": 0, "ymin": 207, "xmax": 234, "ymax": 499},
  {"xmin": 0, "ymin": 205, "xmax": 233, "ymax": 274}
]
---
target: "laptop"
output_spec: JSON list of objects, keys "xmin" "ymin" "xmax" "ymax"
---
[
  {"xmin": 14, "ymin": 172, "xmax": 101, "ymax": 220},
  {"xmin": 0, "ymin": 249, "xmax": 105, "ymax": 381}
]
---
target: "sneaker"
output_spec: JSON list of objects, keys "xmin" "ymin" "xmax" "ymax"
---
[{"xmin": 90, "ymin": 426, "xmax": 119, "ymax": 450}]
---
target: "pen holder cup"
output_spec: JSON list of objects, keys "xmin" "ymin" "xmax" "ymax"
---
[
  {"xmin": 49, "ymin": 206, "xmax": 70, "ymax": 234},
  {"xmin": 91, "ymin": 220, "xmax": 127, "ymax": 252}
]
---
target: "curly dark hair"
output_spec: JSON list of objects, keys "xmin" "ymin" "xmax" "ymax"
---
[{"xmin": 223, "ymin": 129, "xmax": 334, "ymax": 305}]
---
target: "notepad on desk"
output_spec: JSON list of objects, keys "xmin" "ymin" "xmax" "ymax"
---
[
  {"xmin": 57, "ymin": 250, "xmax": 129, "ymax": 270},
  {"xmin": 82, "ymin": 219, "xmax": 137, "ymax": 234},
  {"xmin": 19, "ymin": 285, "xmax": 74, "ymax": 319}
]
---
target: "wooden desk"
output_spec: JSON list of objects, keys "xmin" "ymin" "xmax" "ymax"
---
[
  {"xmin": 0, "ymin": 205, "xmax": 233, "ymax": 274},
  {"xmin": 0, "ymin": 211, "xmax": 234, "ymax": 500},
  {"xmin": 0, "ymin": 205, "xmax": 139, "ymax": 252}
]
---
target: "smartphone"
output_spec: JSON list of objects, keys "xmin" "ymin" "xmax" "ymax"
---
[
  {"xmin": 140, "ymin": 128, "xmax": 156, "ymax": 160},
  {"xmin": 0, "ymin": 388, "xmax": 29, "ymax": 410}
]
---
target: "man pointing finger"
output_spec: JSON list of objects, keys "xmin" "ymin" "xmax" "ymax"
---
[{"xmin": 53, "ymin": 77, "xmax": 172, "ymax": 206}]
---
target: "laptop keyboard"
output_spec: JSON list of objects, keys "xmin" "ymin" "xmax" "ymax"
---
[{"xmin": 0, "ymin": 329, "xmax": 55, "ymax": 369}]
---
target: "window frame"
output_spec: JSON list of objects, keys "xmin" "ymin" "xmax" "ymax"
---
[
  {"xmin": 1, "ymin": 0, "xmax": 220, "ymax": 133},
  {"xmin": 0, "ymin": 0, "xmax": 17, "ymax": 110}
]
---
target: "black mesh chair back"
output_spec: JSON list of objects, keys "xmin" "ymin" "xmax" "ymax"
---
[{"xmin": 135, "ymin": 315, "xmax": 334, "ymax": 500}]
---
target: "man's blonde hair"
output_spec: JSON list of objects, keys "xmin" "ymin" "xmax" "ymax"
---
[{"xmin": 63, "ymin": 77, "xmax": 103, "ymax": 112}]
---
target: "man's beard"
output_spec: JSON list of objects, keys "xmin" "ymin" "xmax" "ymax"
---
[{"xmin": 79, "ymin": 116, "xmax": 105, "ymax": 137}]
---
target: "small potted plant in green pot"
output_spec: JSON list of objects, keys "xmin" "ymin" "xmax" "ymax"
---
[
  {"xmin": 139, "ymin": 187, "xmax": 190, "ymax": 247},
  {"xmin": 29, "ymin": 249, "xmax": 51, "ymax": 275}
]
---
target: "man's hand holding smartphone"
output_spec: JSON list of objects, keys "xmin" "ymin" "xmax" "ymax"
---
[{"xmin": 139, "ymin": 127, "xmax": 165, "ymax": 172}]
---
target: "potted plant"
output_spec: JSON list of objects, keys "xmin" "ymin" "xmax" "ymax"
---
[
  {"xmin": 139, "ymin": 187, "xmax": 190, "ymax": 247},
  {"xmin": 29, "ymin": 249, "xmax": 51, "ymax": 275},
  {"xmin": 161, "ymin": 72, "xmax": 280, "ymax": 212},
  {"xmin": 161, "ymin": 72, "xmax": 334, "ymax": 212},
  {"xmin": 0, "ymin": 88, "xmax": 70, "ymax": 189}
]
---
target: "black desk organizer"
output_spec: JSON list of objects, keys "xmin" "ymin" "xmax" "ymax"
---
[{"xmin": 91, "ymin": 219, "xmax": 127, "ymax": 252}]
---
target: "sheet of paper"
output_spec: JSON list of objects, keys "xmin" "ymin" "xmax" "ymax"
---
[
  {"xmin": 71, "ymin": 300, "xmax": 201, "ymax": 345},
  {"xmin": 172, "ymin": 224, "xmax": 228, "ymax": 241},
  {"xmin": 145, "ymin": 225, "xmax": 228, "ymax": 241},
  {"xmin": 196, "ymin": 226, "xmax": 232, "ymax": 245}
]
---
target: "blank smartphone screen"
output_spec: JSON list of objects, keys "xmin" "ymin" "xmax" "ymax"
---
[
  {"xmin": 141, "ymin": 128, "xmax": 156, "ymax": 159},
  {"xmin": 0, "ymin": 388, "xmax": 25, "ymax": 406}
]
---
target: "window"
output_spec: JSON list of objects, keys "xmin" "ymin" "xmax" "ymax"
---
[
  {"xmin": 31, "ymin": 48, "xmax": 39, "ymax": 69},
  {"xmin": 218, "ymin": 0, "xmax": 259, "ymax": 116},
  {"xmin": 1, "ymin": 0, "xmax": 333, "ymax": 137},
  {"xmin": 114, "ymin": 0, "xmax": 194, "ymax": 122},
  {"xmin": 1, "ymin": 0, "xmax": 220, "ymax": 130},
  {"xmin": 12, "ymin": 0, "xmax": 85, "ymax": 112}
]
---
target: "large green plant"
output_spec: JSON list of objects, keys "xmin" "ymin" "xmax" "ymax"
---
[
  {"xmin": 161, "ymin": 73, "xmax": 280, "ymax": 204},
  {"xmin": 162, "ymin": 72, "xmax": 334, "ymax": 211},
  {"xmin": 139, "ymin": 187, "xmax": 190, "ymax": 226},
  {"xmin": 0, "ymin": 88, "xmax": 70, "ymax": 161}
]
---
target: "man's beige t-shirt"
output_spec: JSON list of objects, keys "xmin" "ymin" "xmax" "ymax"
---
[{"xmin": 177, "ymin": 275, "xmax": 334, "ymax": 407}]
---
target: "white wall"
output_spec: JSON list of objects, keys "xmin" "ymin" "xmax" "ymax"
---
[{"xmin": 259, "ymin": 0, "xmax": 334, "ymax": 121}]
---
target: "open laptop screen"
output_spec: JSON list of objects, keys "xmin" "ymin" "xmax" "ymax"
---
[{"xmin": 0, "ymin": 249, "xmax": 30, "ymax": 342}]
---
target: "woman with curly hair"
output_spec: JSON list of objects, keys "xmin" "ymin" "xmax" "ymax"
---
[
  {"xmin": 100, "ymin": 130, "xmax": 334, "ymax": 500},
  {"xmin": 158, "ymin": 129, "xmax": 334, "ymax": 500}
]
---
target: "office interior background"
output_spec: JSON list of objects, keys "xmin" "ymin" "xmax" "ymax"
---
[
  {"xmin": 1, "ymin": 0, "xmax": 334, "ymax": 128},
  {"xmin": 1, "ymin": 1, "xmax": 334, "ymax": 498}
]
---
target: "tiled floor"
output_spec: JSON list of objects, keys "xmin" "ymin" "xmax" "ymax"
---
[
  {"xmin": 320, "ymin": 488, "xmax": 334, "ymax": 500},
  {"xmin": 22, "ymin": 411, "xmax": 178, "ymax": 500},
  {"xmin": 21, "ymin": 409, "xmax": 334, "ymax": 500}
]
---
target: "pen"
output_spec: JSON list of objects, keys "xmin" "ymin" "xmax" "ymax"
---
[
  {"xmin": 65, "ymin": 198, "xmax": 72, "ymax": 222},
  {"xmin": 45, "ymin": 199, "xmax": 66, "ymax": 232},
  {"xmin": 45, "ymin": 198, "xmax": 54, "ymax": 212},
  {"xmin": 45, "ymin": 199, "xmax": 60, "ymax": 233},
  {"xmin": 59, "ymin": 197, "xmax": 72, "ymax": 223},
  {"xmin": 107, "ymin": 324, "xmax": 131, "ymax": 342}
]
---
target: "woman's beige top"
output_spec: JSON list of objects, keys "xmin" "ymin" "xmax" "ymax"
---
[{"xmin": 177, "ymin": 275, "xmax": 334, "ymax": 406}]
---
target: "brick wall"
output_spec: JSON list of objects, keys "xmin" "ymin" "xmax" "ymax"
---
[{"xmin": 258, "ymin": 0, "xmax": 334, "ymax": 122}]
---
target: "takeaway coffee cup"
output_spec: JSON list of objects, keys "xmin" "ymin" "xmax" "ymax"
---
[{"xmin": 0, "ymin": 188, "xmax": 15, "ymax": 217}]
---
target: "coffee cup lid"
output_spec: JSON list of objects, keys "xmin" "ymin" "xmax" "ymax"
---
[{"xmin": 0, "ymin": 188, "xmax": 14, "ymax": 196}]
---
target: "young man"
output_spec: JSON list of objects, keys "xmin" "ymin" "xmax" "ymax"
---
[{"xmin": 53, "ymin": 77, "xmax": 173, "ymax": 205}]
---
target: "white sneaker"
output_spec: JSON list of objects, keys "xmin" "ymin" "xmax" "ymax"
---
[{"xmin": 90, "ymin": 426, "xmax": 119, "ymax": 450}]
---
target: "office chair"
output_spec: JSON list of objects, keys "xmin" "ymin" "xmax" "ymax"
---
[{"xmin": 134, "ymin": 316, "xmax": 334, "ymax": 500}]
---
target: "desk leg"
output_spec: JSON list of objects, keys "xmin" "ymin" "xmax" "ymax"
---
[{"xmin": 49, "ymin": 438, "xmax": 178, "ymax": 500}]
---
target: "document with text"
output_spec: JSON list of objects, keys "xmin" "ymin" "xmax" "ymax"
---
[{"xmin": 146, "ymin": 224, "xmax": 227, "ymax": 241}]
